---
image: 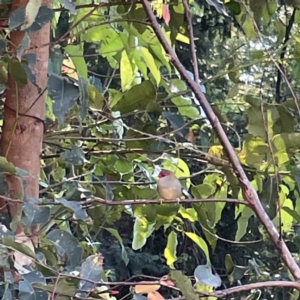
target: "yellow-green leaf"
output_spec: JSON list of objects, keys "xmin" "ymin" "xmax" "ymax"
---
[
  {"xmin": 164, "ymin": 231, "xmax": 178, "ymax": 268},
  {"xmin": 185, "ymin": 232, "xmax": 210, "ymax": 265}
]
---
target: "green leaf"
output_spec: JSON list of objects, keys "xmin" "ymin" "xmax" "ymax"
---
[
  {"xmin": 169, "ymin": 270, "xmax": 198, "ymax": 300},
  {"xmin": 242, "ymin": 135, "xmax": 269, "ymax": 167},
  {"xmin": 56, "ymin": 198, "xmax": 91, "ymax": 222},
  {"xmin": 194, "ymin": 265, "xmax": 222, "ymax": 287},
  {"xmin": 185, "ymin": 232, "xmax": 210, "ymax": 265},
  {"xmin": 120, "ymin": 49, "xmax": 136, "ymax": 91},
  {"xmin": 34, "ymin": 279, "xmax": 77, "ymax": 298},
  {"xmin": 192, "ymin": 183, "xmax": 215, "ymax": 198},
  {"xmin": 19, "ymin": 279, "xmax": 34, "ymax": 300},
  {"xmin": 0, "ymin": 156, "xmax": 17, "ymax": 175},
  {"xmin": 294, "ymin": 43, "xmax": 300, "ymax": 63},
  {"xmin": 140, "ymin": 47, "xmax": 161, "ymax": 85},
  {"xmin": 114, "ymin": 157, "xmax": 132, "ymax": 175},
  {"xmin": 226, "ymin": 0, "xmax": 241, "ymax": 15},
  {"xmin": 235, "ymin": 206, "xmax": 254, "ymax": 241},
  {"xmin": 83, "ymin": 25, "xmax": 109, "ymax": 43},
  {"xmin": 99, "ymin": 29, "xmax": 123, "ymax": 57},
  {"xmin": 178, "ymin": 207, "xmax": 198, "ymax": 222},
  {"xmin": 104, "ymin": 228, "xmax": 129, "ymax": 265},
  {"xmin": 3, "ymin": 236, "xmax": 36, "ymax": 259},
  {"xmin": 171, "ymin": 96, "xmax": 200, "ymax": 119},
  {"xmin": 114, "ymin": 80, "xmax": 156, "ymax": 113},
  {"xmin": 77, "ymin": 254, "xmax": 104, "ymax": 296},
  {"xmin": 88, "ymin": 84, "xmax": 104, "ymax": 109},
  {"xmin": 9, "ymin": 58, "xmax": 28, "ymax": 85},
  {"xmin": 61, "ymin": 145, "xmax": 86, "ymax": 165},
  {"xmin": 48, "ymin": 74, "xmax": 79, "ymax": 124},
  {"xmin": 46, "ymin": 229, "xmax": 83, "ymax": 269},
  {"xmin": 65, "ymin": 45, "xmax": 88, "ymax": 79},
  {"xmin": 164, "ymin": 231, "xmax": 178, "ymax": 268},
  {"xmin": 132, "ymin": 217, "xmax": 155, "ymax": 250},
  {"xmin": 149, "ymin": 44, "xmax": 171, "ymax": 72},
  {"xmin": 273, "ymin": 187, "xmax": 293, "ymax": 233}
]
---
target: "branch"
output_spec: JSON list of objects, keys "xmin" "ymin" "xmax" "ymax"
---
[
  {"xmin": 182, "ymin": 0, "xmax": 199, "ymax": 83},
  {"xmin": 198, "ymin": 280, "xmax": 300, "ymax": 298},
  {"xmin": 140, "ymin": 0, "xmax": 300, "ymax": 280},
  {"xmin": 275, "ymin": 8, "xmax": 295, "ymax": 103},
  {"xmin": 80, "ymin": 197, "xmax": 248, "ymax": 206}
]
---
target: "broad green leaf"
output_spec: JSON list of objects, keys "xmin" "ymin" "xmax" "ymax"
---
[
  {"xmin": 9, "ymin": 58, "xmax": 27, "ymax": 85},
  {"xmin": 171, "ymin": 96, "xmax": 200, "ymax": 119},
  {"xmin": 3, "ymin": 236, "xmax": 35, "ymax": 259},
  {"xmin": 294, "ymin": 43, "xmax": 300, "ymax": 63},
  {"xmin": 235, "ymin": 206, "xmax": 254, "ymax": 241},
  {"xmin": 273, "ymin": 133, "xmax": 300, "ymax": 166},
  {"xmin": 226, "ymin": 1, "xmax": 241, "ymax": 15},
  {"xmin": 192, "ymin": 183, "xmax": 215, "ymax": 198},
  {"xmin": 99, "ymin": 29, "xmax": 123, "ymax": 57},
  {"xmin": 114, "ymin": 157, "xmax": 132, "ymax": 175},
  {"xmin": 46, "ymin": 229, "xmax": 83, "ymax": 269},
  {"xmin": 78, "ymin": 76, "xmax": 89, "ymax": 120},
  {"xmin": 0, "ymin": 156, "xmax": 17, "ymax": 175},
  {"xmin": 61, "ymin": 145, "xmax": 86, "ymax": 165},
  {"xmin": 246, "ymin": 106, "xmax": 265, "ymax": 138},
  {"xmin": 169, "ymin": 270, "xmax": 198, "ymax": 300},
  {"xmin": 133, "ymin": 48, "xmax": 149, "ymax": 79},
  {"xmin": 48, "ymin": 74, "xmax": 79, "ymax": 124},
  {"xmin": 173, "ymin": 2, "xmax": 184, "ymax": 13},
  {"xmin": 132, "ymin": 217, "xmax": 155, "ymax": 250},
  {"xmin": 120, "ymin": 49, "xmax": 136, "ymax": 91},
  {"xmin": 76, "ymin": 254, "xmax": 104, "ymax": 297},
  {"xmin": 19, "ymin": 279, "xmax": 34, "ymax": 300},
  {"xmin": 164, "ymin": 231, "xmax": 178, "ymax": 268},
  {"xmin": 140, "ymin": 47, "xmax": 161, "ymax": 85},
  {"xmin": 0, "ymin": 60, "xmax": 8, "ymax": 84},
  {"xmin": 242, "ymin": 135, "xmax": 269, "ymax": 166},
  {"xmin": 114, "ymin": 80, "xmax": 156, "ymax": 113},
  {"xmin": 149, "ymin": 43, "xmax": 171, "ymax": 72},
  {"xmin": 194, "ymin": 265, "xmax": 221, "ymax": 287},
  {"xmin": 281, "ymin": 198, "xmax": 294, "ymax": 233},
  {"xmin": 236, "ymin": 6, "xmax": 256, "ymax": 39},
  {"xmin": 88, "ymin": 84, "xmax": 104, "ymax": 109},
  {"xmin": 65, "ymin": 45, "xmax": 87, "ymax": 79},
  {"xmin": 9, "ymin": 7, "xmax": 26, "ymax": 30},
  {"xmin": 178, "ymin": 207, "xmax": 197, "ymax": 222},
  {"xmin": 176, "ymin": 33, "xmax": 190, "ymax": 44},
  {"xmin": 185, "ymin": 232, "xmax": 210, "ymax": 265},
  {"xmin": 272, "ymin": 186, "xmax": 293, "ymax": 232},
  {"xmin": 83, "ymin": 25, "xmax": 109, "ymax": 43},
  {"xmin": 261, "ymin": 0, "xmax": 277, "ymax": 24},
  {"xmin": 133, "ymin": 203, "xmax": 157, "ymax": 222},
  {"xmin": 56, "ymin": 198, "xmax": 90, "ymax": 222},
  {"xmin": 34, "ymin": 279, "xmax": 77, "ymax": 298}
]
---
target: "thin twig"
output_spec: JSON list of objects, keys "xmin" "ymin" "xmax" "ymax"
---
[
  {"xmin": 182, "ymin": 0, "xmax": 199, "ymax": 83},
  {"xmin": 198, "ymin": 280, "xmax": 300, "ymax": 298}
]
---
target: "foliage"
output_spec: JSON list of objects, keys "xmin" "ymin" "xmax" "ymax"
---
[{"xmin": 1, "ymin": 0, "xmax": 300, "ymax": 299}]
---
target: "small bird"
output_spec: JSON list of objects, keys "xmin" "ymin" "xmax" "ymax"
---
[{"xmin": 157, "ymin": 169, "xmax": 182, "ymax": 201}]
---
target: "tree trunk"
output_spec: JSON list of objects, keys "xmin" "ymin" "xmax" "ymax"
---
[{"xmin": 0, "ymin": 0, "xmax": 50, "ymax": 241}]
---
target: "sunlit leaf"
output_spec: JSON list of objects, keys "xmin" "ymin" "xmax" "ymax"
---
[
  {"xmin": 164, "ymin": 231, "xmax": 178, "ymax": 267},
  {"xmin": 185, "ymin": 232, "xmax": 210, "ymax": 265}
]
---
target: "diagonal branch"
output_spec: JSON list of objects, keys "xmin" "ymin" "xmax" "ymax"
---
[{"xmin": 140, "ymin": 0, "xmax": 300, "ymax": 280}]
